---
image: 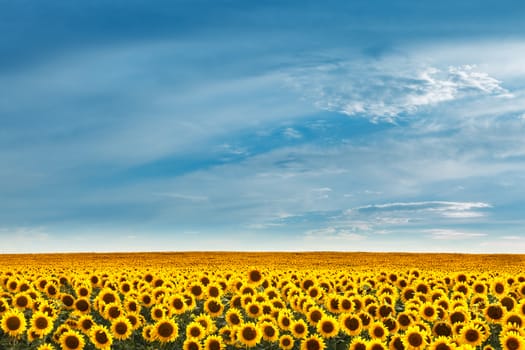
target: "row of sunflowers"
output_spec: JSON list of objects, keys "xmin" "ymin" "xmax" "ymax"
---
[{"xmin": 1, "ymin": 252, "xmax": 525, "ymax": 349}]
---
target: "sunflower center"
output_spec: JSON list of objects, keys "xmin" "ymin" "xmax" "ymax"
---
[
  {"xmin": 399, "ymin": 314, "xmax": 410, "ymax": 326},
  {"xmin": 424, "ymin": 307, "xmax": 434, "ymax": 317},
  {"xmin": 373, "ymin": 327, "xmax": 384, "ymax": 338},
  {"xmin": 16, "ymin": 296, "xmax": 28, "ymax": 307},
  {"xmin": 508, "ymin": 316, "xmax": 522, "ymax": 327},
  {"xmin": 190, "ymin": 327, "xmax": 201, "ymax": 337},
  {"xmin": 108, "ymin": 307, "xmax": 121, "ymax": 318},
  {"xmin": 264, "ymin": 326, "xmax": 275, "ymax": 337},
  {"xmin": 95, "ymin": 330, "xmax": 109, "ymax": 344},
  {"xmin": 487, "ymin": 305, "xmax": 504, "ymax": 320},
  {"xmin": 249, "ymin": 270, "xmax": 262, "ymax": 282},
  {"xmin": 450, "ymin": 312, "xmax": 465, "ymax": 323},
  {"xmin": 345, "ymin": 317, "xmax": 360, "ymax": 330},
  {"xmin": 35, "ymin": 317, "xmax": 49, "ymax": 329},
  {"xmin": 102, "ymin": 293, "xmax": 116, "ymax": 304},
  {"xmin": 249, "ymin": 305, "xmax": 259, "ymax": 314},
  {"xmin": 408, "ymin": 332, "xmax": 423, "ymax": 347},
  {"xmin": 435, "ymin": 343, "xmax": 451, "ymax": 350},
  {"xmin": 208, "ymin": 340, "xmax": 221, "ymax": 350},
  {"xmin": 434, "ymin": 323, "xmax": 452, "ymax": 337},
  {"xmin": 495, "ymin": 284, "xmax": 504, "ymax": 293},
  {"xmin": 115, "ymin": 322, "xmax": 128, "ymax": 335},
  {"xmin": 507, "ymin": 338, "xmax": 520, "ymax": 350},
  {"xmin": 191, "ymin": 285, "xmax": 202, "ymax": 296},
  {"xmin": 6, "ymin": 316, "xmax": 21, "ymax": 330},
  {"xmin": 371, "ymin": 344, "xmax": 384, "ymax": 350},
  {"xmin": 355, "ymin": 343, "xmax": 366, "ymax": 350},
  {"xmin": 188, "ymin": 342, "xmax": 200, "ymax": 350},
  {"xmin": 65, "ymin": 335, "xmax": 80, "ymax": 349},
  {"xmin": 282, "ymin": 318, "xmax": 290, "ymax": 327},
  {"xmin": 295, "ymin": 323, "xmax": 306, "ymax": 334},
  {"xmin": 465, "ymin": 329, "xmax": 479, "ymax": 342},
  {"xmin": 282, "ymin": 337, "xmax": 291, "ymax": 346},
  {"xmin": 76, "ymin": 299, "xmax": 89, "ymax": 312},
  {"xmin": 306, "ymin": 338, "xmax": 321, "ymax": 350},
  {"xmin": 392, "ymin": 337, "xmax": 404, "ymax": 350},
  {"xmin": 242, "ymin": 326, "xmax": 257, "ymax": 341},
  {"xmin": 158, "ymin": 322, "xmax": 174, "ymax": 337}
]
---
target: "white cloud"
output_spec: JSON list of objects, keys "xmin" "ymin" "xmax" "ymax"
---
[
  {"xmin": 350, "ymin": 201, "xmax": 491, "ymax": 218},
  {"xmin": 426, "ymin": 229, "xmax": 487, "ymax": 240},
  {"xmin": 283, "ymin": 127, "xmax": 302, "ymax": 139},
  {"xmin": 305, "ymin": 227, "xmax": 366, "ymax": 241},
  {"xmin": 287, "ymin": 58, "xmax": 511, "ymax": 122},
  {"xmin": 153, "ymin": 192, "xmax": 209, "ymax": 202}
]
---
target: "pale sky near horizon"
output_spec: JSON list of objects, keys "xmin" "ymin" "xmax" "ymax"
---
[{"xmin": 2, "ymin": 1, "xmax": 525, "ymax": 253}]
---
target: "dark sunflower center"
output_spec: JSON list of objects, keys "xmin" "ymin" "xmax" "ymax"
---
[
  {"xmin": 373, "ymin": 327, "xmax": 384, "ymax": 337},
  {"xmin": 424, "ymin": 307, "xmax": 434, "ymax": 317},
  {"xmin": 76, "ymin": 299, "xmax": 89, "ymax": 312},
  {"xmin": 434, "ymin": 323, "xmax": 452, "ymax": 337},
  {"xmin": 35, "ymin": 317, "xmax": 49, "ymax": 329},
  {"xmin": 295, "ymin": 324, "xmax": 306, "ymax": 334},
  {"xmin": 16, "ymin": 296, "xmax": 28, "ymax": 307},
  {"xmin": 6, "ymin": 316, "xmax": 21, "ymax": 330},
  {"xmin": 311, "ymin": 310, "xmax": 322, "ymax": 322},
  {"xmin": 95, "ymin": 330, "xmax": 109, "ymax": 344},
  {"xmin": 355, "ymin": 343, "xmax": 366, "ymax": 350},
  {"xmin": 63, "ymin": 295, "xmax": 74, "ymax": 307},
  {"xmin": 408, "ymin": 333, "xmax": 423, "ymax": 347},
  {"xmin": 109, "ymin": 307, "xmax": 121, "ymax": 318},
  {"xmin": 249, "ymin": 270, "xmax": 262, "ymax": 282},
  {"xmin": 371, "ymin": 344, "xmax": 384, "ymax": 350},
  {"xmin": 242, "ymin": 326, "xmax": 257, "ymax": 341},
  {"xmin": 435, "ymin": 343, "xmax": 451, "ymax": 350},
  {"xmin": 188, "ymin": 342, "xmax": 200, "ymax": 350},
  {"xmin": 115, "ymin": 322, "xmax": 128, "ymax": 335},
  {"xmin": 102, "ymin": 293, "xmax": 116, "ymax": 304},
  {"xmin": 399, "ymin": 315, "xmax": 411, "ymax": 326},
  {"xmin": 249, "ymin": 305, "xmax": 259, "ymax": 314},
  {"xmin": 488, "ymin": 306, "xmax": 504, "ymax": 320},
  {"xmin": 282, "ymin": 338, "xmax": 291, "ymax": 346},
  {"xmin": 450, "ymin": 312, "xmax": 465, "ymax": 323},
  {"xmin": 392, "ymin": 337, "xmax": 404, "ymax": 350},
  {"xmin": 506, "ymin": 338, "xmax": 520, "ymax": 350},
  {"xmin": 345, "ymin": 317, "xmax": 359, "ymax": 330},
  {"xmin": 190, "ymin": 327, "xmax": 201, "ymax": 337},
  {"xmin": 158, "ymin": 322, "xmax": 174, "ymax": 337},
  {"xmin": 508, "ymin": 316, "xmax": 522, "ymax": 326},
  {"xmin": 191, "ymin": 285, "xmax": 202, "ymax": 296},
  {"xmin": 282, "ymin": 318, "xmax": 290, "ymax": 327},
  {"xmin": 209, "ymin": 340, "xmax": 221, "ymax": 350},
  {"xmin": 465, "ymin": 329, "xmax": 479, "ymax": 342},
  {"xmin": 306, "ymin": 339, "xmax": 321, "ymax": 350},
  {"xmin": 264, "ymin": 326, "xmax": 275, "ymax": 337},
  {"xmin": 65, "ymin": 335, "xmax": 80, "ymax": 349}
]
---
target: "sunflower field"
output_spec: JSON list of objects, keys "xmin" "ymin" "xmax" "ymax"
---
[{"xmin": 1, "ymin": 252, "xmax": 525, "ymax": 350}]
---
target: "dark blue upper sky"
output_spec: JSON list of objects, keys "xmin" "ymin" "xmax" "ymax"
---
[{"xmin": 1, "ymin": 1, "xmax": 525, "ymax": 252}]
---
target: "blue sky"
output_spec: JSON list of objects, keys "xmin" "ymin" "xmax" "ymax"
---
[{"xmin": 2, "ymin": 1, "xmax": 525, "ymax": 253}]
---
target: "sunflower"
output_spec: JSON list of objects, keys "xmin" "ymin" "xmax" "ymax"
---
[
  {"xmin": 154, "ymin": 318, "xmax": 179, "ymax": 343},
  {"xmin": 246, "ymin": 302, "xmax": 263, "ymax": 318},
  {"xmin": 260, "ymin": 322, "xmax": 279, "ymax": 342},
  {"xmin": 389, "ymin": 335, "xmax": 404, "ymax": 350},
  {"xmin": 150, "ymin": 304, "xmax": 166, "ymax": 321},
  {"xmin": 350, "ymin": 336, "xmax": 368, "ymax": 350},
  {"xmin": 74, "ymin": 285, "xmax": 91, "ymax": 298},
  {"xmin": 485, "ymin": 303, "xmax": 506, "ymax": 323},
  {"xmin": 0, "ymin": 308, "xmax": 27, "ymax": 337},
  {"xmin": 73, "ymin": 297, "xmax": 91, "ymax": 314},
  {"xmin": 13, "ymin": 292, "xmax": 33, "ymax": 309},
  {"xmin": 313, "ymin": 315, "xmax": 337, "ymax": 338},
  {"xmin": 168, "ymin": 294, "xmax": 187, "ymax": 315},
  {"xmin": 61, "ymin": 293, "xmax": 75, "ymax": 309},
  {"xmin": 204, "ymin": 335, "xmax": 225, "ymax": 350},
  {"xmin": 504, "ymin": 312, "xmax": 524, "ymax": 327},
  {"xmin": 195, "ymin": 313, "xmax": 217, "ymax": 334},
  {"xmin": 291, "ymin": 318, "xmax": 309, "ymax": 339},
  {"xmin": 139, "ymin": 292, "xmax": 154, "ymax": 307},
  {"xmin": 60, "ymin": 329, "xmax": 85, "ymax": 350},
  {"xmin": 237, "ymin": 322, "xmax": 262, "ymax": 347},
  {"xmin": 368, "ymin": 321, "xmax": 388, "ymax": 342},
  {"xmin": 491, "ymin": 278, "xmax": 508, "ymax": 298},
  {"xmin": 300, "ymin": 334, "xmax": 326, "ymax": 350},
  {"xmin": 142, "ymin": 324, "xmax": 156, "ymax": 343},
  {"xmin": 103, "ymin": 302, "xmax": 123, "ymax": 321},
  {"xmin": 89, "ymin": 324, "xmax": 113, "ymax": 350},
  {"xmin": 37, "ymin": 344, "xmax": 57, "ymax": 350},
  {"xmin": 110, "ymin": 316, "xmax": 133, "ymax": 341},
  {"xmin": 419, "ymin": 302, "xmax": 438, "ymax": 322},
  {"xmin": 219, "ymin": 325, "xmax": 237, "ymax": 345},
  {"xmin": 278, "ymin": 310, "xmax": 293, "ymax": 330},
  {"xmin": 429, "ymin": 336, "xmax": 457, "ymax": 350},
  {"xmin": 247, "ymin": 269, "xmax": 263, "ymax": 284},
  {"xmin": 188, "ymin": 282, "xmax": 206, "ymax": 300},
  {"xmin": 501, "ymin": 296, "xmax": 516, "ymax": 312},
  {"xmin": 186, "ymin": 321, "xmax": 207, "ymax": 340},
  {"xmin": 402, "ymin": 325, "xmax": 428, "ymax": 350},
  {"xmin": 280, "ymin": 334, "xmax": 295, "ymax": 350},
  {"xmin": 184, "ymin": 338, "xmax": 203, "ymax": 350},
  {"xmin": 500, "ymin": 331, "xmax": 525, "ymax": 350},
  {"xmin": 307, "ymin": 306, "xmax": 325, "ymax": 326},
  {"xmin": 367, "ymin": 339, "xmax": 388, "ymax": 350},
  {"xmin": 30, "ymin": 311, "xmax": 54, "ymax": 337},
  {"xmin": 449, "ymin": 308, "xmax": 469, "ymax": 324},
  {"xmin": 432, "ymin": 321, "xmax": 453, "ymax": 338},
  {"xmin": 340, "ymin": 313, "xmax": 362, "ymax": 336},
  {"xmin": 459, "ymin": 322, "xmax": 485, "ymax": 347}
]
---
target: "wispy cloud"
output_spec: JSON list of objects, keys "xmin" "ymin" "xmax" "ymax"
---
[
  {"xmin": 426, "ymin": 229, "xmax": 487, "ymax": 240},
  {"xmin": 153, "ymin": 192, "xmax": 209, "ymax": 202},
  {"xmin": 350, "ymin": 201, "xmax": 491, "ymax": 218},
  {"xmin": 287, "ymin": 58, "xmax": 511, "ymax": 122},
  {"xmin": 305, "ymin": 227, "xmax": 366, "ymax": 241},
  {"xmin": 283, "ymin": 127, "xmax": 302, "ymax": 139}
]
